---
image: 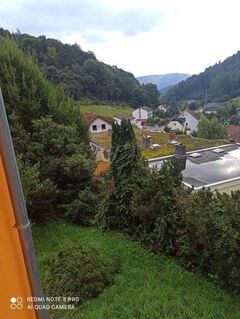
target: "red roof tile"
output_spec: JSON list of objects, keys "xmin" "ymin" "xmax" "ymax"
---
[{"xmin": 82, "ymin": 113, "xmax": 113, "ymax": 125}]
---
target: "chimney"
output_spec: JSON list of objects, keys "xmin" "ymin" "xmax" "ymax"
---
[
  {"xmin": 169, "ymin": 130, "xmax": 176, "ymax": 142},
  {"xmin": 175, "ymin": 143, "xmax": 186, "ymax": 159},
  {"xmin": 143, "ymin": 135, "xmax": 151, "ymax": 148},
  {"xmin": 175, "ymin": 143, "xmax": 187, "ymax": 171}
]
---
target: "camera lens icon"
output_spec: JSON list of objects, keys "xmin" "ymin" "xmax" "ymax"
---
[{"xmin": 10, "ymin": 297, "xmax": 23, "ymax": 310}]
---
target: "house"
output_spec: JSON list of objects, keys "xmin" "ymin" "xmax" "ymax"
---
[
  {"xmin": 167, "ymin": 120, "xmax": 185, "ymax": 132},
  {"xmin": 158, "ymin": 105, "xmax": 167, "ymax": 113},
  {"xmin": 177, "ymin": 109, "xmax": 200, "ymax": 132},
  {"xmin": 113, "ymin": 115, "xmax": 134, "ymax": 125},
  {"xmin": 132, "ymin": 106, "xmax": 153, "ymax": 121},
  {"xmin": 82, "ymin": 113, "xmax": 113, "ymax": 133},
  {"xmin": 148, "ymin": 144, "xmax": 240, "ymax": 194},
  {"xmin": 203, "ymin": 102, "xmax": 221, "ymax": 114},
  {"xmin": 227, "ymin": 125, "xmax": 240, "ymax": 143}
]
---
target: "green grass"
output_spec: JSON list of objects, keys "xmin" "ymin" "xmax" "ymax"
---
[
  {"xmin": 79, "ymin": 104, "xmax": 132, "ymax": 116},
  {"xmin": 91, "ymin": 128, "xmax": 228, "ymax": 159},
  {"xmin": 33, "ymin": 222, "xmax": 240, "ymax": 319}
]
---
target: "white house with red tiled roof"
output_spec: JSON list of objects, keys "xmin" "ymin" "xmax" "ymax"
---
[
  {"xmin": 177, "ymin": 109, "xmax": 200, "ymax": 132},
  {"xmin": 83, "ymin": 113, "xmax": 113, "ymax": 133}
]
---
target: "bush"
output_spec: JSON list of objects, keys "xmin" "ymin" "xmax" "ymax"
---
[
  {"xmin": 136, "ymin": 183, "xmax": 240, "ymax": 293},
  {"xmin": 18, "ymin": 158, "xmax": 57, "ymax": 222},
  {"xmin": 44, "ymin": 246, "xmax": 121, "ymax": 305},
  {"xmin": 174, "ymin": 189, "xmax": 240, "ymax": 293},
  {"xmin": 62, "ymin": 187, "xmax": 99, "ymax": 226},
  {"xmin": 129, "ymin": 161, "xmax": 240, "ymax": 293}
]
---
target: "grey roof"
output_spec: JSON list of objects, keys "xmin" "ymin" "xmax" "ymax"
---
[
  {"xmin": 204, "ymin": 103, "xmax": 221, "ymax": 112},
  {"xmin": 141, "ymin": 106, "xmax": 153, "ymax": 112},
  {"xmin": 182, "ymin": 144, "xmax": 240, "ymax": 187},
  {"xmin": 148, "ymin": 144, "xmax": 240, "ymax": 188}
]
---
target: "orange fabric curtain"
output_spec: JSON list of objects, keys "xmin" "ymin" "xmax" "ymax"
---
[{"xmin": 0, "ymin": 156, "xmax": 36, "ymax": 318}]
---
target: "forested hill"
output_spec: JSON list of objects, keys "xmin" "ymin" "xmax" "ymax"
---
[
  {"xmin": 0, "ymin": 35, "xmax": 95, "ymax": 221},
  {"xmin": 0, "ymin": 28, "xmax": 159, "ymax": 107},
  {"xmin": 164, "ymin": 51, "xmax": 240, "ymax": 104}
]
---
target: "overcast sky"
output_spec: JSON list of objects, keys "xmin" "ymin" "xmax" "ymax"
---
[{"xmin": 1, "ymin": 0, "xmax": 240, "ymax": 77}]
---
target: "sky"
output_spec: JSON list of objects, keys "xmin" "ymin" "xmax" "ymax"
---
[{"xmin": 1, "ymin": 0, "xmax": 240, "ymax": 77}]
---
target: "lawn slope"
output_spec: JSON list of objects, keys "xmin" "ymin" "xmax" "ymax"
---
[
  {"xmin": 33, "ymin": 223, "xmax": 240, "ymax": 319},
  {"xmin": 79, "ymin": 104, "xmax": 132, "ymax": 117}
]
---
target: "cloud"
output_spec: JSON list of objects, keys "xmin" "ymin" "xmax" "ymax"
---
[
  {"xmin": 1, "ymin": 0, "xmax": 240, "ymax": 76},
  {"xmin": 0, "ymin": 0, "xmax": 163, "ymax": 41}
]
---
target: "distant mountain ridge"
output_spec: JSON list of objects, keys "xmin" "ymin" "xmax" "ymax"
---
[
  {"xmin": 137, "ymin": 73, "xmax": 191, "ymax": 92},
  {"xmin": 164, "ymin": 51, "xmax": 240, "ymax": 103}
]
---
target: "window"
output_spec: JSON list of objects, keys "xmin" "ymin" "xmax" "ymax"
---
[
  {"xmin": 92, "ymin": 125, "xmax": 97, "ymax": 131},
  {"xmin": 101, "ymin": 124, "xmax": 106, "ymax": 130}
]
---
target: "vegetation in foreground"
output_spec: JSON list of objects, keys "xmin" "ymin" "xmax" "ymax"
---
[
  {"xmin": 0, "ymin": 36, "xmax": 96, "ymax": 223},
  {"xmin": 44, "ymin": 246, "xmax": 120, "ymax": 306},
  {"xmin": 2, "ymin": 28, "xmax": 240, "ymax": 319},
  {"xmin": 33, "ymin": 223, "xmax": 240, "ymax": 319},
  {"xmin": 99, "ymin": 120, "xmax": 240, "ymax": 294}
]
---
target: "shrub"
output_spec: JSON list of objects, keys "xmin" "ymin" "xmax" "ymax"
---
[
  {"xmin": 174, "ymin": 189, "xmax": 240, "ymax": 293},
  {"xmin": 62, "ymin": 187, "xmax": 99, "ymax": 226},
  {"xmin": 130, "ymin": 160, "xmax": 240, "ymax": 293},
  {"xmin": 18, "ymin": 158, "xmax": 57, "ymax": 222},
  {"xmin": 140, "ymin": 186, "xmax": 240, "ymax": 293},
  {"xmin": 44, "ymin": 246, "xmax": 121, "ymax": 305}
]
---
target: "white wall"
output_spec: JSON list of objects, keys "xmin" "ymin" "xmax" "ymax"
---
[
  {"xmin": 89, "ymin": 118, "xmax": 112, "ymax": 133},
  {"xmin": 113, "ymin": 117, "xmax": 121, "ymax": 125},
  {"xmin": 167, "ymin": 121, "xmax": 183, "ymax": 131},
  {"xmin": 132, "ymin": 108, "xmax": 149, "ymax": 120},
  {"xmin": 178, "ymin": 111, "xmax": 198, "ymax": 132},
  {"xmin": 158, "ymin": 105, "xmax": 167, "ymax": 112}
]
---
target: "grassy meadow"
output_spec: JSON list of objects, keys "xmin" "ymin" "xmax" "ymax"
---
[
  {"xmin": 79, "ymin": 104, "xmax": 132, "ymax": 117},
  {"xmin": 91, "ymin": 128, "xmax": 228, "ymax": 159},
  {"xmin": 33, "ymin": 222, "xmax": 240, "ymax": 319}
]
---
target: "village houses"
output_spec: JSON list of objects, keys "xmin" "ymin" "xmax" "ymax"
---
[
  {"xmin": 177, "ymin": 108, "xmax": 200, "ymax": 132},
  {"xmin": 132, "ymin": 106, "xmax": 153, "ymax": 121},
  {"xmin": 83, "ymin": 113, "xmax": 113, "ymax": 133}
]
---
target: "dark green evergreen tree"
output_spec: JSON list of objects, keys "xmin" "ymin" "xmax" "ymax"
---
[{"xmin": 100, "ymin": 119, "xmax": 145, "ymax": 230}]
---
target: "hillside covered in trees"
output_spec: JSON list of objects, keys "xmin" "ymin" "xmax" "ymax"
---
[
  {"xmin": 0, "ymin": 28, "xmax": 159, "ymax": 107},
  {"xmin": 0, "ymin": 35, "xmax": 95, "ymax": 222},
  {"xmin": 164, "ymin": 51, "xmax": 240, "ymax": 104}
]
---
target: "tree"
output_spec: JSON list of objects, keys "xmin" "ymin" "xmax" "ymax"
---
[
  {"xmin": 100, "ymin": 120, "xmax": 146, "ymax": 230},
  {"xmin": 141, "ymin": 83, "xmax": 160, "ymax": 107},
  {"xmin": 198, "ymin": 115, "xmax": 226, "ymax": 139},
  {"xmin": 30, "ymin": 117, "xmax": 94, "ymax": 207},
  {"xmin": 131, "ymin": 158, "xmax": 183, "ymax": 243},
  {"xmin": 0, "ymin": 36, "xmax": 94, "ymax": 222}
]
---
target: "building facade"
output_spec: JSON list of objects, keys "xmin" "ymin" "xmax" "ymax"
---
[
  {"xmin": 83, "ymin": 113, "xmax": 113, "ymax": 133},
  {"xmin": 132, "ymin": 106, "xmax": 153, "ymax": 120},
  {"xmin": 177, "ymin": 109, "xmax": 200, "ymax": 132}
]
